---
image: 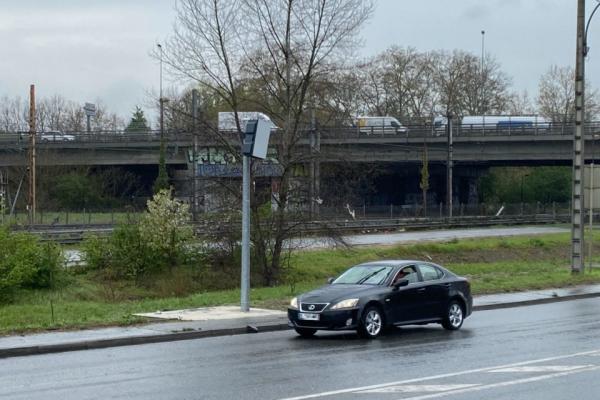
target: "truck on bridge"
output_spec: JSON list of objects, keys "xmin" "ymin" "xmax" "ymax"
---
[
  {"xmin": 433, "ymin": 115, "xmax": 550, "ymax": 133},
  {"xmin": 218, "ymin": 112, "xmax": 278, "ymax": 132}
]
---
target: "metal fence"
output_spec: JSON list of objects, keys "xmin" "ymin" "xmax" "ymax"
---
[{"xmin": 315, "ymin": 202, "xmax": 570, "ymax": 220}]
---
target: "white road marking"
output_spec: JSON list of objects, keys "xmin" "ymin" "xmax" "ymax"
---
[
  {"xmin": 358, "ymin": 384, "xmax": 479, "ymax": 394},
  {"xmin": 488, "ymin": 365, "xmax": 592, "ymax": 373},
  {"xmin": 276, "ymin": 349, "xmax": 600, "ymax": 400},
  {"xmin": 394, "ymin": 366, "xmax": 600, "ymax": 400}
]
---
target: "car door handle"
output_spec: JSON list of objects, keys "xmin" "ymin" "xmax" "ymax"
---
[
  {"xmin": 443, "ymin": 283, "xmax": 451, "ymax": 288},
  {"xmin": 417, "ymin": 288, "xmax": 426, "ymax": 293}
]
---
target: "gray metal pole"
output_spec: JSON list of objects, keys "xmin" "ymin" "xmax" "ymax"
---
[
  {"xmin": 447, "ymin": 115, "xmax": 453, "ymax": 218},
  {"xmin": 572, "ymin": 0, "xmax": 586, "ymax": 273},
  {"xmin": 86, "ymin": 115, "xmax": 91, "ymax": 133},
  {"xmin": 241, "ymin": 154, "xmax": 251, "ymax": 312},
  {"xmin": 589, "ymin": 162, "xmax": 594, "ymax": 271},
  {"xmin": 192, "ymin": 89, "xmax": 199, "ymax": 220}
]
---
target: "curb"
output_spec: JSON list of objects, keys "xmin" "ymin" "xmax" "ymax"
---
[
  {"xmin": 2, "ymin": 292, "xmax": 600, "ymax": 360},
  {"xmin": 472, "ymin": 291, "xmax": 600, "ymax": 311},
  {"xmin": 0, "ymin": 323, "xmax": 291, "ymax": 359}
]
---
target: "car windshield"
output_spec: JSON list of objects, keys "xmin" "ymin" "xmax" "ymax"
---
[{"xmin": 332, "ymin": 265, "xmax": 394, "ymax": 285}]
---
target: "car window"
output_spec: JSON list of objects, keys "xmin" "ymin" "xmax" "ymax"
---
[
  {"xmin": 392, "ymin": 265, "xmax": 419, "ymax": 285},
  {"xmin": 333, "ymin": 265, "xmax": 394, "ymax": 285},
  {"xmin": 419, "ymin": 264, "xmax": 443, "ymax": 281}
]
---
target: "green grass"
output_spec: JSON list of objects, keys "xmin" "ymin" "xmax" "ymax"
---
[{"xmin": 2, "ymin": 231, "xmax": 600, "ymax": 335}]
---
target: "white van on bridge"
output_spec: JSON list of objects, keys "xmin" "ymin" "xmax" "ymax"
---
[{"xmin": 356, "ymin": 116, "xmax": 408, "ymax": 134}]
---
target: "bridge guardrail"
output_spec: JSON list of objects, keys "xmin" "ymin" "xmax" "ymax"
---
[{"xmin": 3, "ymin": 121, "xmax": 600, "ymax": 145}]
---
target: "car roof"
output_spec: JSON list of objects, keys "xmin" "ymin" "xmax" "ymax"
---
[{"xmin": 358, "ymin": 260, "xmax": 435, "ymax": 267}]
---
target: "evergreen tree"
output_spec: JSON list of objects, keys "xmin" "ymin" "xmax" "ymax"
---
[
  {"xmin": 125, "ymin": 106, "xmax": 150, "ymax": 132},
  {"xmin": 153, "ymin": 144, "xmax": 169, "ymax": 194}
]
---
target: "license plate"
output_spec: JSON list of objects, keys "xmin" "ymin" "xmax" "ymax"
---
[{"xmin": 298, "ymin": 313, "xmax": 319, "ymax": 321}]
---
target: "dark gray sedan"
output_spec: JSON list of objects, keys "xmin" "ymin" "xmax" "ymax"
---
[{"xmin": 288, "ymin": 260, "xmax": 472, "ymax": 338}]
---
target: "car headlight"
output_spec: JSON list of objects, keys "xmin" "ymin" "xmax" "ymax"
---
[
  {"xmin": 330, "ymin": 298, "xmax": 359, "ymax": 310},
  {"xmin": 289, "ymin": 297, "xmax": 298, "ymax": 309}
]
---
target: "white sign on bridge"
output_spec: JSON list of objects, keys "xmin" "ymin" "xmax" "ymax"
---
[{"xmin": 83, "ymin": 102, "xmax": 96, "ymax": 117}]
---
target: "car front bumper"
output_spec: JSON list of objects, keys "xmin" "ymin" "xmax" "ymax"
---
[{"xmin": 287, "ymin": 308, "xmax": 360, "ymax": 331}]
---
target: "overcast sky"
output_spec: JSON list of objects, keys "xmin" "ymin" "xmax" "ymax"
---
[{"xmin": 0, "ymin": 0, "xmax": 597, "ymax": 121}]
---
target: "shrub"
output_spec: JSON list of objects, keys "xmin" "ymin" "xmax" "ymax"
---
[
  {"xmin": 0, "ymin": 227, "xmax": 63, "ymax": 302},
  {"xmin": 139, "ymin": 189, "xmax": 194, "ymax": 267},
  {"xmin": 83, "ymin": 224, "xmax": 161, "ymax": 282},
  {"xmin": 83, "ymin": 190, "xmax": 203, "ymax": 286}
]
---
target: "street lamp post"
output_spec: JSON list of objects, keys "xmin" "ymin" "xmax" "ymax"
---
[
  {"xmin": 481, "ymin": 30, "xmax": 486, "ymax": 131},
  {"xmin": 157, "ymin": 43, "xmax": 164, "ymax": 140}
]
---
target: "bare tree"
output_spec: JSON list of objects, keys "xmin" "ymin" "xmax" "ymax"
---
[
  {"xmin": 0, "ymin": 96, "xmax": 27, "ymax": 132},
  {"xmin": 433, "ymin": 50, "xmax": 469, "ymax": 117},
  {"xmin": 163, "ymin": 0, "xmax": 374, "ymax": 285},
  {"xmin": 537, "ymin": 65, "xmax": 575, "ymax": 123},
  {"xmin": 378, "ymin": 47, "xmax": 437, "ymax": 119},
  {"xmin": 432, "ymin": 50, "xmax": 511, "ymax": 118},
  {"xmin": 310, "ymin": 67, "xmax": 366, "ymax": 125},
  {"xmin": 537, "ymin": 65, "xmax": 600, "ymax": 123},
  {"xmin": 508, "ymin": 90, "xmax": 536, "ymax": 115},
  {"xmin": 355, "ymin": 55, "xmax": 390, "ymax": 117}
]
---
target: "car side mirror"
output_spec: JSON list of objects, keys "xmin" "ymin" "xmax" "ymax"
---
[
  {"xmin": 327, "ymin": 277, "xmax": 334, "ymax": 284},
  {"xmin": 393, "ymin": 279, "xmax": 409, "ymax": 290}
]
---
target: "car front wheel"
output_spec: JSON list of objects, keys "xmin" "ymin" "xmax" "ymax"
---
[
  {"xmin": 358, "ymin": 306, "xmax": 384, "ymax": 339},
  {"xmin": 295, "ymin": 327, "xmax": 316, "ymax": 338},
  {"xmin": 442, "ymin": 301, "xmax": 464, "ymax": 330}
]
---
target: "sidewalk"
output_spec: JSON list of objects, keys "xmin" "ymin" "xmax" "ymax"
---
[{"xmin": 2, "ymin": 284, "xmax": 600, "ymax": 359}]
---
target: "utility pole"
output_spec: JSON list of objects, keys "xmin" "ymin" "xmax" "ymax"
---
[
  {"xmin": 192, "ymin": 89, "xmax": 199, "ymax": 221},
  {"xmin": 158, "ymin": 44, "xmax": 165, "ymax": 151},
  {"xmin": 572, "ymin": 0, "xmax": 586, "ymax": 273},
  {"xmin": 447, "ymin": 114, "xmax": 453, "ymax": 217},
  {"xmin": 28, "ymin": 84, "xmax": 36, "ymax": 225}
]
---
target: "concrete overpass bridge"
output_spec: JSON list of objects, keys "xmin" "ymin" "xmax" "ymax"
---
[{"xmin": 3, "ymin": 123, "xmax": 599, "ymax": 208}]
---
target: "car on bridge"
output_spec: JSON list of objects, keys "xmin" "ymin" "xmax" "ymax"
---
[
  {"xmin": 39, "ymin": 131, "xmax": 75, "ymax": 142},
  {"xmin": 288, "ymin": 260, "xmax": 472, "ymax": 338}
]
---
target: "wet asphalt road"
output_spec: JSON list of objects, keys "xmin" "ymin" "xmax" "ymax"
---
[{"xmin": 1, "ymin": 298, "xmax": 600, "ymax": 400}]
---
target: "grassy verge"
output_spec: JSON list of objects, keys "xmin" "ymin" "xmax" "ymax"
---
[{"xmin": 2, "ymin": 232, "xmax": 600, "ymax": 335}]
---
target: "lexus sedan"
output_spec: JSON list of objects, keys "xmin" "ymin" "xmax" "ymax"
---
[{"xmin": 288, "ymin": 260, "xmax": 472, "ymax": 338}]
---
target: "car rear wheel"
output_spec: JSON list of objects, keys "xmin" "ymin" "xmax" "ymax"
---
[
  {"xmin": 442, "ymin": 301, "xmax": 464, "ymax": 330},
  {"xmin": 358, "ymin": 306, "xmax": 384, "ymax": 339},
  {"xmin": 295, "ymin": 327, "xmax": 317, "ymax": 338}
]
